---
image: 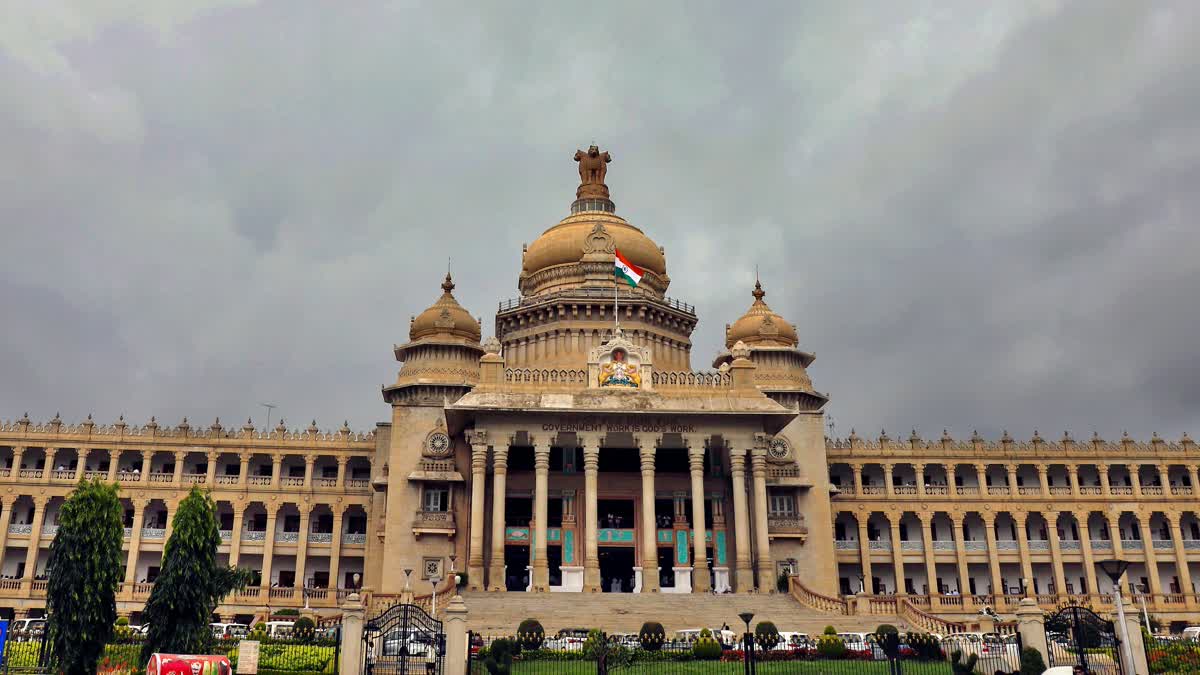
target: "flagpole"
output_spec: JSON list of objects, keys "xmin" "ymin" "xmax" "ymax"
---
[{"xmin": 614, "ymin": 270, "xmax": 620, "ymax": 335}]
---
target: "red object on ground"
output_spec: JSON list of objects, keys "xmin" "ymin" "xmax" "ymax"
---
[{"xmin": 145, "ymin": 654, "xmax": 232, "ymax": 675}]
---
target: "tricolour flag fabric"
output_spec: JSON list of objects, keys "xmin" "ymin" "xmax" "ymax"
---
[{"xmin": 614, "ymin": 248, "xmax": 644, "ymax": 288}]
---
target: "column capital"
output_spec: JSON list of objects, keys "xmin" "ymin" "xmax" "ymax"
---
[
  {"xmin": 973, "ymin": 462, "xmax": 987, "ymax": 472},
  {"xmin": 173, "ymin": 450, "xmax": 186, "ymax": 461},
  {"xmin": 750, "ymin": 449, "xmax": 768, "ymax": 474},
  {"xmin": 634, "ymin": 434, "xmax": 660, "ymax": 451},
  {"xmin": 639, "ymin": 446, "xmax": 656, "ymax": 471},
  {"xmin": 131, "ymin": 497, "xmax": 151, "ymax": 509},
  {"xmin": 981, "ymin": 512, "xmax": 996, "ymax": 525},
  {"xmin": 881, "ymin": 462, "xmax": 894, "ymax": 472},
  {"xmin": 913, "ymin": 462, "xmax": 925, "ymax": 471},
  {"xmin": 688, "ymin": 446, "xmax": 705, "ymax": 472},
  {"xmin": 470, "ymin": 445, "xmax": 488, "ymax": 470},
  {"xmin": 849, "ymin": 462, "xmax": 864, "ymax": 471},
  {"xmin": 304, "ymin": 455, "xmax": 316, "ymax": 466},
  {"xmin": 239, "ymin": 451, "xmax": 252, "ymax": 462},
  {"xmin": 141, "ymin": 449, "xmax": 154, "ymax": 460},
  {"xmin": 206, "ymin": 449, "xmax": 218, "ymax": 461},
  {"xmin": 336, "ymin": 455, "xmax": 349, "ymax": 466},
  {"xmin": 492, "ymin": 445, "xmax": 510, "ymax": 475},
  {"xmin": 729, "ymin": 450, "xmax": 747, "ymax": 474},
  {"xmin": 1013, "ymin": 511, "xmax": 1028, "ymax": 525},
  {"xmin": 271, "ymin": 453, "xmax": 284, "ymax": 464},
  {"xmin": 578, "ymin": 433, "xmax": 602, "ymax": 450},
  {"xmin": 1036, "ymin": 464, "xmax": 1049, "ymax": 475},
  {"xmin": 682, "ymin": 434, "xmax": 707, "ymax": 451},
  {"xmin": 464, "ymin": 428, "xmax": 488, "ymax": 447},
  {"xmin": 1005, "ymin": 463, "xmax": 1018, "ymax": 472}
]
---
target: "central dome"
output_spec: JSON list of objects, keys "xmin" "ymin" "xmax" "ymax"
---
[{"xmin": 522, "ymin": 210, "xmax": 665, "ymax": 278}]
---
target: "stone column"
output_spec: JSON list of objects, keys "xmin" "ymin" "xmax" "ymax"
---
[
  {"xmin": 687, "ymin": 440, "xmax": 711, "ymax": 592},
  {"xmin": 0, "ymin": 501, "xmax": 12, "ymax": 568},
  {"xmin": 1016, "ymin": 598, "xmax": 1050, "ymax": 666},
  {"xmin": 205, "ymin": 450, "xmax": 218, "ymax": 485},
  {"xmin": 75, "ymin": 449, "xmax": 90, "ymax": 481},
  {"xmin": 488, "ymin": 445, "xmax": 509, "ymax": 591},
  {"xmin": 982, "ymin": 513, "xmax": 1003, "ymax": 598},
  {"xmin": 914, "ymin": 463, "xmax": 926, "ymax": 497},
  {"xmin": 1130, "ymin": 465, "xmax": 1142, "ymax": 498},
  {"xmin": 889, "ymin": 516, "xmax": 906, "ymax": 595},
  {"xmin": 951, "ymin": 515, "xmax": 971, "ymax": 597},
  {"xmin": 1014, "ymin": 512, "xmax": 1034, "ymax": 592},
  {"xmin": 1188, "ymin": 466, "xmax": 1200, "ymax": 495},
  {"xmin": 303, "ymin": 457, "xmax": 315, "ymax": 488},
  {"xmin": 107, "ymin": 449, "xmax": 119, "ymax": 482},
  {"xmin": 1067, "ymin": 464, "xmax": 1081, "ymax": 496},
  {"xmin": 1138, "ymin": 512, "xmax": 1163, "ymax": 595},
  {"xmin": 172, "ymin": 451, "xmax": 185, "ymax": 485},
  {"xmin": 883, "ymin": 463, "xmax": 895, "ymax": 498},
  {"xmin": 1120, "ymin": 594, "xmax": 1150, "ymax": 675},
  {"xmin": 23, "ymin": 497, "xmax": 48, "ymax": 583},
  {"xmin": 1006, "ymin": 464, "xmax": 1019, "ymax": 495},
  {"xmin": 1077, "ymin": 513, "xmax": 1099, "ymax": 596},
  {"xmin": 638, "ymin": 437, "xmax": 660, "ymax": 592},
  {"xmin": 582, "ymin": 439, "xmax": 601, "ymax": 592},
  {"xmin": 1046, "ymin": 513, "xmax": 1067, "ymax": 598},
  {"xmin": 531, "ymin": 440, "xmax": 551, "ymax": 591},
  {"xmin": 443, "ymin": 593, "xmax": 468, "ymax": 675},
  {"xmin": 261, "ymin": 505, "xmax": 279, "ymax": 588},
  {"xmin": 338, "ymin": 593, "xmax": 366, "ymax": 675},
  {"xmin": 1108, "ymin": 514, "xmax": 1125, "ymax": 559},
  {"xmin": 466, "ymin": 431, "xmax": 488, "ymax": 590},
  {"xmin": 139, "ymin": 450, "xmax": 152, "ymax": 484},
  {"xmin": 228, "ymin": 506, "xmax": 245, "ymax": 568},
  {"xmin": 1037, "ymin": 465, "xmax": 1050, "ymax": 496},
  {"xmin": 270, "ymin": 454, "xmax": 283, "ymax": 489},
  {"xmin": 850, "ymin": 463, "xmax": 864, "ymax": 496},
  {"xmin": 42, "ymin": 447, "xmax": 56, "ymax": 483},
  {"xmin": 1100, "ymin": 464, "xmax": 1112, "ymax": 497},
  {"xmin": 7, "ymin": 447, "xmax": 24, "ymax": 482},
  {"xmin": 123, "ymin": 499, "xmax": 147, "ymax": 584},
  {"xmin": 336, "ymin": 457, "xmax": 348, "ymax": 488},
  {"xmin": 750, "ymin": 448, "xmax": 774, "ymax": 592},
  {"xmin": 295, "ymin": 504, "xmax": 312, "ymax": 589},
  {"xmin": 975, "ymin": 463, "xmax": 988, "ymax": 493},
  {"xmin": 919, "ymin": 513, "xmax": 938, "ymax": 596},
  {"xmin": 729, "ymin": 448, "xmax": 754, "ymax": 592},
  {"xmin": 857, "ymin": 515, "xmax": 874, "ymax": 594},
  {"xmin": 239, "ymin": 452, "xmax": 251, "ymax": 487},
  {"xmin": 329, "ymin": 510, "xmax": 344, "ymax": 591},
  {"xmin": 1166, "ymin": 513, "xmax": 1194, "ymax": 602}
]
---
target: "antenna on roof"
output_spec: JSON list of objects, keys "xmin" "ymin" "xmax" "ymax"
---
[{"xmin": 259, "ymin": 403, "xmax": 277, "ymax": 431}]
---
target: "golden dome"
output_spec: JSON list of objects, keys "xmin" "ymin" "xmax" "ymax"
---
[
  {"xmin": 725, "ymin": 280, "xmax": 798, "ymax": 348},
  {"xmin": 523, "ymin": 211, "xmax": 666, "ymax": 279},
  {"xmin": 409, "ymin": 273, "xmax": 481, "ymax": 343}
]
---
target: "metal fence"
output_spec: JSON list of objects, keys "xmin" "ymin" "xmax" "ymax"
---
[
  {"xmin": 1145, "ymin": 635, "xmax": 1200, "ymax": 674},
  {"xmin": 1, "ymin": 631, "xmax": 340, "ymax": 675},
  {"xmin": 467, "ymin": 631, "xmax": 1022, "ymax": 675}
]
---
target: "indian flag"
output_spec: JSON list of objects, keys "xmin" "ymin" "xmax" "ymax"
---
[{"xmin": 614, "ymin": 248, "xmax": 644, "ymax": 288}]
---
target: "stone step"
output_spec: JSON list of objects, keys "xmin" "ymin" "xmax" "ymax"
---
[{"xmin": 458, "ymin": 591, "xmax": 908, "ymax": 636}]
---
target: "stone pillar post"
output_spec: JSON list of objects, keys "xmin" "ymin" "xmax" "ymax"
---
[
  {"xmin": 750, "ymin": 448, "xmax": 774, "ymax": 592},
  {"xmin": 295, "ymin": 504, "xmax": 312, "ymax": 589},
  {"xmin": 329, "ymin": 510, "xmax": 344, "ymax": 591},
  {"xmin": 889, "ymin": 516, "xmax": 906, "ymax": 595},
  {"xmin": 975, "ymin": 463, "xmax": 988, "ymax": 493},
  {"xmin": 205, "ymin": 450, "xmax": 218, "ymax": 485},
  {"xmin": 261, "ymin": 505, "xmax": 279, "ymax": 588},
  {"xmin": 729, "ymin": 447, "xmax": 754, "ymax": 592},
  {"xmin": 687, "ymin": 439, "xmax": 710, "ymax": 592},
  {"xmin": 443, "ymin": 593, "xmax": 468, "ymax": 675},
  {"xmin": 172, "ymin": 451, "xmax": 186, "ymax": 485},
  {"xmin": 914, "ymin": 463, "xmax": 926, "ymax": 497},
  {"xmin": 858, "ymin": 515, "xmax": 874, "ymax": 594},
  {"xmin": 270, "ymin": 454, "xmax": 283, "ymax": 489},
  {"xmin": 338, "ymin": 593, "xmax": 366, "ymax": 675},
  {"xmin": 124, "ymin": 498, "xmax": 147, "ymax": 584},
  {"xmin": 582, "ymin": 439, "xmax": 601, "ymax": 592},
  {"xmin": 1130, "ymin": 464, "xmax": 1142, "ymax": 498},
  {"xmin": 1015, "ymin": 598, "xmax": 1049, "ymax": 666},
  {"xmin": 1100, "ymin": 464, "xmax": 1112, "ymax": 497},
  {"xmin": 531, "ymin": 440, "xmax": 551, "ymax": 591},
  {"xmin": 303, "ymin": 456, "xmax": 315, "ymax": 488},
  {"xmin": 1047, "ymin": 512, "xmax": 1067, "ymax": 598},
  {"xmin": 919, "ymin": 513, "xmax": 938, "ymax": 596},
  {"xmin": 1078, "ymin": 513, "xmax": 1099, "ymax": 596},
  {"xmin": 982, "ymin": 513, "xmax": 1003, "ymax": 598},
  {"xmin": 850, "ymin": 463, "xmax": 864, "ymax": 496},
  {"xmin": 1037, "ymin": 464, "xmax": 1050, "ymax": 496},
  {"xmin": 638, "ymin": 437, "xmax": 660, "ymax": 593},
  {"xmin": 229, "ymin": 506, "xmax": 245, "ymax": 568},
  {"xmin": 336, "ymin": 457, "xmax": 348, "ymax": 488},
  {"xmin": 1120, "ymin": 594, "xmax": 1150, "ymax": 675},
  {"xmin": 107, "ymin": 449, "xmax": 119, "ymax": 482},
  {"xmin": 139, "ymin": 450, "xmax": 152, "ymax": 484},
  {"xmin": 1014, "ymin": 512, "xmax": 1034, "ymax": 592},
  {"xmin": 948, "ymin": 464, "xmax": 960, "ymax": 500},
  {"xmin": 23, "ymin": 497, "xmax": 48, "ymax": 584},
  {"xmin": 466, "ymin": 430, "xmax": 488, "ymax": 590},
  {"xmin": 75, "ymin": 449, "xmax": 90, "ymax": 481},
  {"xmin": 1138, "ymin": 512, "xmax": 1163, "ymax": 595},
  {"xmin": 488, "ymin": 444, "xmax": 509, "ymax": 591},
  {"xmin": 42, "ymin": 448, "xmax": 56, "ymax": 484},
  {"xmin": 1188, "ymin": 467, "xmax": 1200, "ymax": 495},
  {"xmin": 882, "ymin": 463, "xmax": 894, "ymax": 498},
  {"xmin": 0, "ymin": 500, "xmax": 13, "ymax": 569},
  {"xmin": 1166, "ymin": 513, "xmax": 1194, "ymax": 603},
  {"xmin": 239, "ymin": 452, "xmax": 251, "ymax": 487},
  {"xmin": 951, "ymin": 515, "xmax": 971, "ymax": 598},
  {"xmin": 1067, "ymin": 464, "xmax": 1081, "ymax": 496},
  {"xmin": 1006, "ymin": 464, "xmax": 1019, "ymax": 495},
  {"xmin": 8, "ymin": 447, "xmax": 24, "ymax": 482},
  {"xmin": 1109, "ymin": 514, "xmax": 1126, "ymax": 559}
]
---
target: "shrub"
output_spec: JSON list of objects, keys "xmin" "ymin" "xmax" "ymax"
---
[
  {"xmin": 293, "ymin": 617, "xmax": 316, "ymax": 643},
  {"xmin": 754, "ymin": 621, "xmax": 780, "ymax": 650},
  {"xmin": 1019, "ymin": 646, "xmax": 1046, "ymax": 675},
  {"xmin": 822, "ymin": 625, "xmax": 838, "ymax": 636},
  {"xmin": 949, "ymin": 648, "xmax": 979, "ymax": 675},
  {"xmin": 484, "ymin": 638, "xmax": 516, "ymax": 675},
  {"xmin": 275, "ymin": 608, "xmax": 300, "ymax": 616},
  {"xmin": 692, "ymin": 629, "xmax": 722, "ymax": 660},
  {"xmin": 874, "ymin": 624, "xmax": 901, "ymax": 659},
  {"xmin": 904, "ymin": 632, "xmax": 943, "ymax": 660},
  {"xmin": 639, "ymin": 621, "xmax": 665, "ymax": 651},
  {"xmin": 816, "ymin": 632, "xmax": 846, "ymax": 659},
  {"xmin": 115, "ymin": 617, "xmax": 130, "ymax": 627},
  {"xmin": 250, "ymin": 623, "xmax": 267, "ymax": 641},
  {"xmin": 516, "ymin": 618, "xmax": 544, "ymax": 650}
]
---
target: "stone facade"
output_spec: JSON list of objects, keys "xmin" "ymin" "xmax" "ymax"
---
[{"xmin": 0, "ymin": 148, "xmax": 1194, "ymax": 627}]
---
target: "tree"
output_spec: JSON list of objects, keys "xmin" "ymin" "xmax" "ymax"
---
[
  {"xmin": 140, "ymin": 488, "xmax": 251, "ymax": 662},
  {"xmin": 45, "ymin": 479, "xmax": 124, "ymax": 675}
]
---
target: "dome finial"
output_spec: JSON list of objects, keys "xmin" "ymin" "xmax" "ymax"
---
[
  {"xmin": 441, "ymin": 271, "xmax": 455, "ymax": 294},
  {"xmin": 752, "ymin": 278, "xmax": 765, "ymax": 302},
  {"xmin": 574, "ymin": 144, "xmax": 613, "ymax": 201}
]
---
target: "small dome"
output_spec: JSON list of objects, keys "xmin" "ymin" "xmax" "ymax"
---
[
  {"xmin": 522, "ymin": 211, "xmax": 666, "ymax": 279},
  {"xmin": 410, "ymin": 273, "xmax": 481, "ymax": 343},
  {"xmin": 725, "ymin": 280, "xmax": 798, "ymax": 348}
]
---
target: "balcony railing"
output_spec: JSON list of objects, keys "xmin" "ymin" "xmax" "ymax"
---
[
  {"xmin": 1079, "ymin": 486, "xmax": 1102, "ymax": 495},
  {"xmin": 313, "ymin": 478, "xmax": 337, "ymax": 488},
  {"xmin": 901, "ymin": 541, "xmax": 924, "ymax": 552},
  {"xmin": 278, "ymin": 532, "xmax": 300, "ymax": 543},
  {"xmin": 1171, "ymin": 486, "xmax": 1194, "ymax": 496},
  {"xmin": 85, "ymin": 470, "xmax": 105, "ymax": 480},
  {"xmin": 932, "ymin": 541, "xmax": 956, "ymax": 552},
  {"xmin": 766, "ymin": 515, "xmax": 808, "ymax": 536},
  {"xmin": 1017, "ymin": 486, "xmax": 1041, "ymax": 496},
  {"xmin": 7, "ymin": 524, "xmax": 31, "ymax": 535},
  {"xmin": 1091, "ymin": 539, "xmax": 1114, "ymax": 550},
  {"xmin": 893, "ymin": 486, "xmax": 917, "ymax": 496},
  {"xmin": 215, "ymin": 475, "xmax": 239, "ymax": 485},
  {"xmin": 1028, "ymin": 540, "xmax": 1050, "ymax": 551},
  {"xmin": 247, "ymin": 476, "xmax": 271, "ymax": 486},
  {"xmin": 148, "ymin": 473, "xmax": 172, "ymax": 483},
  {"xmin": 52, "ymin": 470, "xmax": 75, "ymax": 480},
  {"xmin": 243, "ymin": 530, "xmax": 267, "ymax": 542},
  {"xmin": 925, "ymin": 486, "xmax": 949, "ymax": 496},
  {"xmin": 346, "ymin": 478, "xmax": 370, "ymax": 489},
  {"xmin": 996, "ymin": 540, "xmax": 1019, "ymax": 551},
  {"xmin": 1152, "ymin": 539, "xmax": 1174, "ymax": 551},
  {"xmin": 281, "ymin": 477, "xmax": 305, "ymax": 487},
  {"xmin": 141, "ymin": 528, "xmax": 166, "ymax": 539},
  {"xmin": 18, "ymin": 469, "xmax": 42, "ymax": 479},
  {"xmin": 835, "ymin": 540, "xmax": 857, "ymax": 550},
  {"xmin": 1060, "ymin": 540, "xmax": 1082, "ymax": 551},
  {"xmin": 860, "ymin": 486, "xmax": 884, "ymax": 496},
  {"xmin": 309, "ymin": 532, "xmax": 334, "ymax": 544},
  {"xmin": 413, "ymin": 510, "xmax": 456, "ymax": 531},
  {"xmin": 1121, "ymin": 539, "xmax": 1144, "ymax": 550},
  {"xmin": 343, "ymin": 533, "xmax": 367, "ymax": 545},
  {"xmin": 182, "ymin": 473, "xmax": 206, "ymax": 485},
  {"xmin": 956, "ymin": 487, "xmax": 980, "ymax": 496},
  {"xmin": 963, "ymin": 541, "xmax": 987, "ymax": 552},
  {"xmin": 1110, "ymin": 486, "xmax": 1133, "ymax": 496},
  {"xmin": 1049, "ymin": 486, "xmax": 1072, "ymax": 495},
  {"xmin": 1142, "ymin": 486, "xmax": 1164, "ymax": 496},
  {"xmin": 219, "ymin": 530, "xmax": 232, "ymax": 541},
  {"xmin": 987, "ymin": 487, "xmax": 1011, "ymax": 496}
]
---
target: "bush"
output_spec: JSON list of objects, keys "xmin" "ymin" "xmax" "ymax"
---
[
  {"xmin": 250, "ymin": 623, "xmax": 268, "ymax": 641},
  {"xmin": 516, "ymin": 618, "xmax": 544, "ymax": 650},
  {"xmin": 816, "ymin": 632, "xmax": 846, "ymax": 659},
  {"xmin": 484, "ymin": 638, "xmax": 516, "ymax": 675},
  {"xmin": 1019, "ymin": 646, "xmax": 1046, "ymax": 675},
  {"xmin": 275, "ymin": 608, "xmax": 300, "ymax": 616},
  {"xmin": 692, "ymin": 629, "xmax": 722, "ymax": 660},
  {"xmin": 115, "ymin": 617, "xmax": 130, "ymax": 627},
  {"xmin": 292, "ymin": 617, "xmax": 315, "ymax": 643},
  {"xmin": 822, "ymin": 625, "xmax": 838, "ymax": 636},
  {"xmin": 755, "ymin": 621, "xmax": 780, "ymax": 650},
  {"xmin": 904, "ymin": 632, "xmax": 943, "ymax": 660},
  {"xmin": 638, "ymin": 621, "xmax": 665, "ymax": 651},
  {"xmin": 874, "ymin": 624, "xmax": 900, "ymax": 659},
  {"xmin": 950, "ymin": 648, "xmax": 979, "ymax": 675}
]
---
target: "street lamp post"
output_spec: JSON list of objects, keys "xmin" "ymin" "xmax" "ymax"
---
[
  {"xmin": 1138, "ymin": 583, "xmax": 1152, "ymax": 633},
  {"xmin": 737, "ymin": 612, "xmax": 755, "ymax": 675},
  {"xmin": 1099, "ymin": 559, "xmax": 1135, "ymax": 675}
]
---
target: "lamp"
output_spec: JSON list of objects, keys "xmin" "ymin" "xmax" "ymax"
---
[
  {"xmin": 738, "ymin": 611, "xmax": 755, "ymax": 655},
  {"xmin": 857, "ymin": 573, "xmax": 867, "ymax": 594},
  {"xmin": 1098, "ymin": 559, "xmax": 1135, "ymax": 675}
]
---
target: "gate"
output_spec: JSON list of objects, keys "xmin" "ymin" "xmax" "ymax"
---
[
  {"xmin": 1045, "ymin": 605, "xmax": 1123, "ymax": 675},
  {"xmin": 362, "ymin": 603, "xmax": 444, "ymax": 675}
]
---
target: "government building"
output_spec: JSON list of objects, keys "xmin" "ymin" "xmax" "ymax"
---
[{"xmin": 1, "ymin": 149, "xmax": 1197, "ymax": 631}]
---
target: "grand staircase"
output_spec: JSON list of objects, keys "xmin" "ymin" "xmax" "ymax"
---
[{"xmin": 458, "ymin": 591, "xmax": 906, "ymax": 636}]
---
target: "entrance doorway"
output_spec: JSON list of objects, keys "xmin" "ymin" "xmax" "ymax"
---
[
  {"xmin": 504, "ymin": 546, "xmax": 529, "ymax": 592},
  {"xmin": 599, "ymin": 547, "xmax": 634, "ymax": 593},
  {"xmin": 657, "ymin": 548, "xmax": 675, "ymax": 588}
]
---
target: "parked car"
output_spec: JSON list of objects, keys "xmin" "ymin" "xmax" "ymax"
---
[
  {"xmin": 210, "ymin": 622, "xmax": 249, "ymax": 639},
  {"xmin": 1182, "ymin": 626, "xmax": 1200, "ymax": 641},
  {"xmin": 264, "ymin": 620, "xmax": 295, "ymax": 638},
  {"xmin": 9, "ymin": 618, "xmax": 46, "ymax": 635}
]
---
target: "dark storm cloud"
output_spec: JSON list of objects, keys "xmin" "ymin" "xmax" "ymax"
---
[{"xmin": 1, "ymin": 0, "xmax": 1197, "ymax": 440}]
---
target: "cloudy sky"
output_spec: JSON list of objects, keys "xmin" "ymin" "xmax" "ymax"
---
[{"xmin": 2, "ymin": 1, "xmax": 1198, "ymax": 441}]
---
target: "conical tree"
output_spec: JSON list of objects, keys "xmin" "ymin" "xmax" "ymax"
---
[
  {"xmin": 141, "ymin": 487, "xmax": 250, "ymax": 662},
  {"xmin": 45, "ymin": 479, "xmax": 124, "ymax": 675}
]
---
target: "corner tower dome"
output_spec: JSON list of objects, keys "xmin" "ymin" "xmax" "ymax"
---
[
  {"xmin": 409, "ymin": 273, "xmax": 482, "ymax": 344},
  {"xmin": 724, "ymin": 280, "xmax": 799, "ymax": 348}
]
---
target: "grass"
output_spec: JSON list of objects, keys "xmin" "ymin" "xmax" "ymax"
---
[{"xmin": 504, "ymin": 660, "xmax": 953, "ymax": 674}]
